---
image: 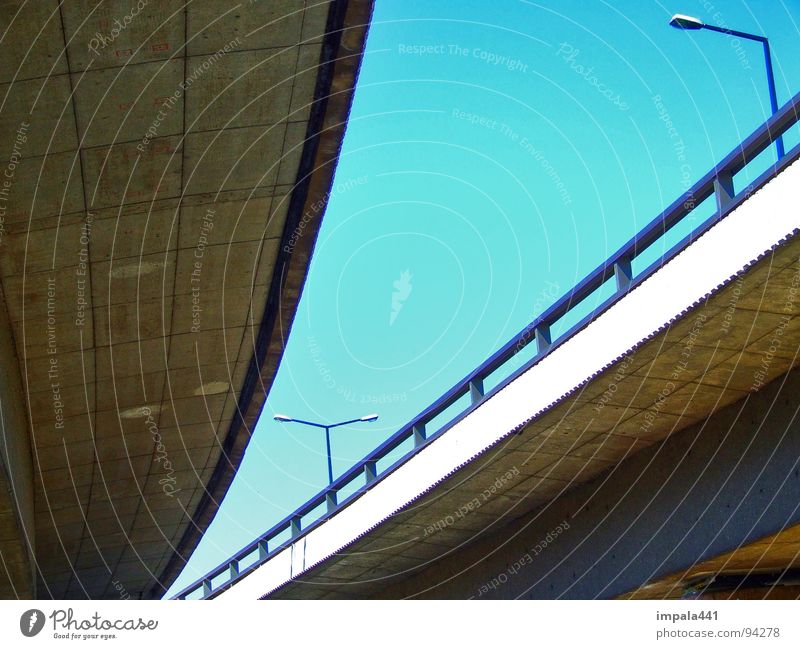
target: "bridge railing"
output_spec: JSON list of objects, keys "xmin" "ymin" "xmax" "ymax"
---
[{"xmin": 172, "ymin": 91, "xmax": 800, "ymax": 600}]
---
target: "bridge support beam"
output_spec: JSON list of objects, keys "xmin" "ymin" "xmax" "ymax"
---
[{"xmin": 378, "ymin": 367, "xmax": 800, "ymax": 599}]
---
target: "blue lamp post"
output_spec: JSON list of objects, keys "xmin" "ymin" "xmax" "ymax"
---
[
  {"xmin": 669, "ymin": 13, "xmax": 784, "ymax": 159},
  {"xmin": 274, "ymin": 413, "xmax": 379, "ymax": 485}
]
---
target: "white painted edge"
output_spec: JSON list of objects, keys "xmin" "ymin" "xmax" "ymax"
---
[{"xmin": 219, "ymin": 159, "xmax": 800, "ymax": 600}]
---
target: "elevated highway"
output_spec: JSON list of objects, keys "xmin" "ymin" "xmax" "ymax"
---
[{"xmin": 176, "ymin": 92, "xmax": 800, "ymax": 600}]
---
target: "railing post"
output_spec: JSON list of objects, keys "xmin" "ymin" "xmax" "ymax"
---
[
  {"xmin": 228, "ymin": 560, "xmax": 239, "ymax": 581},
  {"xmin": 364, "ymin": 461, "xmax": 377, "ymax": 485},
  {"xmin": 290, "ymin": 516, "xmax": 302, "ymax": 539},
  {"xmin": 535, "ymin": 324, "xmax": 551, "ymax": 354},
  {"xmin": 614, "ymin": 256, "xmax": 633, "ymax": 293},
  {"xmin": 469, "ymin": 378, "xmax": 484, "ymax": 403},
  {"xmin": 325, "ymin": 490, "xmax": 338, "ymax": 513},
  {"xmin": 714, "ymin": 169, "xmax": 735, "ymax": 212},
  {"xmin": 202, "ymin": 579, "xmax": 212, "ymax": 598},
  {"xmin": 258, "ymin": 539, "xmax": 269, "ymax": 560},
  {"xmin": 413, "ymin": 423, "xmax": 426, "ymax": 447}
]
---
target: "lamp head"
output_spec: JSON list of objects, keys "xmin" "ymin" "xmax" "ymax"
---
[
  {"xmin": 273, "ymin": 414, "xmax": 293, "ymax": 422},
  {"xmin": 669, "ymin": 14, "xmax": 704, "ymax": 30},
  {"xmin": 360, "ymin": 414, "xmax": 379, "ymax": 422}
]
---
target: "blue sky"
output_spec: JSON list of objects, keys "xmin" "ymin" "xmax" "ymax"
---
[{"xmin": 165, "ymin": 0, "xmax": 800, "ymax": 596}]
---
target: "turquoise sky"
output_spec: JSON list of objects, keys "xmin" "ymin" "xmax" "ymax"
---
[{"xmin": 166, "ymin": 0, "xmax": 800, "ymax": 597}]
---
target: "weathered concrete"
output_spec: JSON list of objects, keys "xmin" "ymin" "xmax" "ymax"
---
[
  {"xmin": 623, "ymin": 522, "xmax": 800, "ymax": 599},
  {"xmin": 375, "ymin": 365, "xmax": 800, "ymax": 599},
  {"xmin": 0, "ymin": 0, "xmax": 372, "ymax": 599}
]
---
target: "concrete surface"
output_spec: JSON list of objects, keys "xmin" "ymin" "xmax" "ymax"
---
[{"xmin": 0, "ymin": 0, "xmax": 372, "ymax": 598}]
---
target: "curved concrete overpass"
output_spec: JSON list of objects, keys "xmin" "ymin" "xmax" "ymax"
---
[
  {"xmin": 188, "ymin": 96, "xmax": 800, "ymax": 601},
  {"xmin": 0, "ymin": 0, "xmax": 373, "ymax": 599}
]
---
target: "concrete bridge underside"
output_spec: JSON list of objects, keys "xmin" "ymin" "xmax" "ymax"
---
[
  {"xmin": 237, "ymin": 157, "xmax": 800, "ymax": 600},
  {"xmin": 0, "ymin": 0, "xmax": 372, "ymax": 598},
  {"xmin": 272, "ymin": 234, "xmax": 800, "ymax": 599},
  {"xmin": 370, "ymin": 362, "xmax": 800, "ymax": 600}
]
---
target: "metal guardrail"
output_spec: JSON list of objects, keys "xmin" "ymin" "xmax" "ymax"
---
[{"xmin": 173, "ymin": 91, "xmax": 800, "ymax": 600}]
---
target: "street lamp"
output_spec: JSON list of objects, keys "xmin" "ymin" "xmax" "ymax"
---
[
  {"xmin": 273, "ymin": 413, "xmax": 379, "ymax": 484},
  {"xmin": 669, "ymin": 13, "xmax": 784, "ymax": 158}
]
